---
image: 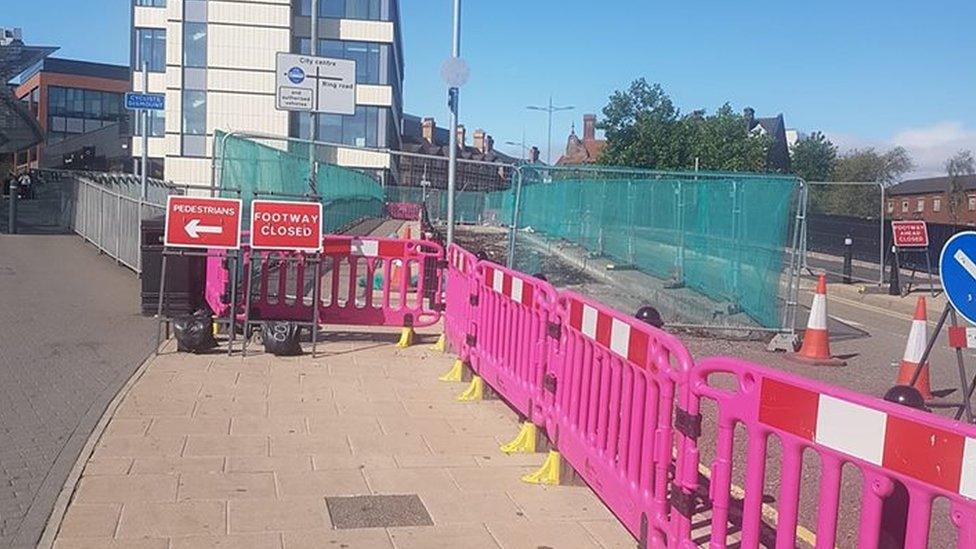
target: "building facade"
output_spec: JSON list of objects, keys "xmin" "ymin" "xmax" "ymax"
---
[
  {"xmin": 886, "ymin": 175, "xmax": 976, "ymax": 226},
  {"xmin": 130, "ymin": 0, "xmax": 403, "ymax": 187},
  {"xmin": 8, "ymin": 58, "xmax": 130, "ymax": 172},
  {"xmin": 556, "ymin": 114, "xmax": 606, "ymax": 166}
]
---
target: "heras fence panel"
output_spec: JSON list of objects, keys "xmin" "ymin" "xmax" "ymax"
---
[
  {"xmin": 470, "ymin": 262, "xmax": 558, "ymax": 423},
  {"xmin": 205, "ymin": 236, "xmax": 444, "ymax": 329},
  {"xmin": 444, "ymin": 244, "xmax": 478, "ymax": 361},
  {"xmin": 546, "ymin": 290, "xmax": 695, "ymax": 546},
  {"xmin": 680, "ymin": 357, "xmax": 976, "ymax": 548}
]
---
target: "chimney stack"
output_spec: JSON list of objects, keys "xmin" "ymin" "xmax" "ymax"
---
[
  {"xmin": 486, "ymin": 135, "xmax": 494, "ymax": 153},
  {"xmin": 583, "ymin": 114, "xmax": 596, "ymax": 141},
  {"xmin": 473, "ymin": 129, "xmax": 486, "ymax": 153},
  {"xmin": 743, "ymin": 107, "xmax": 755, "ymax": 129},
  {"xmin": 456, "ymin": 125, "xmax": 466, "ymax": 149},
  {"xmin": 529, "ymin": 146, "xmax": 540, "ymax": 164},
  {"xmin": 421, "ymin": 117, "xmax": 435, "ymax": 144}
]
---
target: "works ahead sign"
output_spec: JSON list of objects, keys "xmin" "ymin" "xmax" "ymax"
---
[
  {"xmin": 249, "ymin": 200, "xmax": 323, "ymax": 252},
  {"xmin": 892, "ymin": 220, "xmax": 929, "ymax": 248},
  {"xmin": 164, "ymin": 196, "xmax": 243, "ymax": 249}
]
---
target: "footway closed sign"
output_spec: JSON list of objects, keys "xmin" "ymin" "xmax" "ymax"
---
[
  {"xmin": 250, "ymin": 200, "xmax": 323, "ymax": 252},
  {"xmin": 164, "ymin": 196, "xmax": 243, "ymax": 249}
]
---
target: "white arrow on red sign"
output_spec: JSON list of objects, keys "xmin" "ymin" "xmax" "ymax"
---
[{"xmin": 184, "ymin": 219, "xmax": 223, "ymax": 239}]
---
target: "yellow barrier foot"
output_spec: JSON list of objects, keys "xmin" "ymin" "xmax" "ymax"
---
[
  {"xmin": 456, "ymin": 375, "xmax": 484, "ymax": 401},
  {"xmin": 432, "ymin": 333, "xmax": 446, "ymax": 352},
  {"xmin": 522, "ymin": 450, "xmax": 561, "ymax": 485},
  {"xmin": 439, "ymin": 359, "xmax": 465, "ymax": 382},
  {"xmin": 395, "ymin": 327, "xmax": 415, "ymax": 348},
  {"xmin": 500, "ymin": 422, "xmax": 537, "ymax": 454}
]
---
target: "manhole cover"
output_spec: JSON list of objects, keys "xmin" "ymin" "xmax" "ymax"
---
[{"xmin": 326, "ymin": 494, "xmax": 433, "ymax": 529}]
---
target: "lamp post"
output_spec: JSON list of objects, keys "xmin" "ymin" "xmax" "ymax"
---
[
  {"xmin": 526, "ymin": 96, "xmax": 573, "ymax": 165},
  {"xmin": 442, "ymin": 0, "xmax": 467, "ymax": 247}
]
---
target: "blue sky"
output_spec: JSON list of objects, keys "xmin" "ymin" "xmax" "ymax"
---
[{"xmin": 7, "ymin": 0, "xmax": 975, "ymax": 174}]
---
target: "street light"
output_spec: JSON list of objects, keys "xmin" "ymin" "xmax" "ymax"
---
[
  {"xmin": 526, "ymin": 96, "xmax": 573, "ymax": 165},
  {"xmin": 504, "ymin": 140, "xmax": 529, "ymax": 162}
]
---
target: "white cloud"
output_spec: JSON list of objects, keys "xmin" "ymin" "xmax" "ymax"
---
[{"xmin": 825, "ymin": 122, "xmax": 976, "ymax": 178}]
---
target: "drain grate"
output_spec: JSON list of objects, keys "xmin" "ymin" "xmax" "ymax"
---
[{"xmin": 326, "ymin": 494, "xmax": 434, "ymax": 529}]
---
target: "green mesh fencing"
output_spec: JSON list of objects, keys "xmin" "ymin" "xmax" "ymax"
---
[
  {"xmin": 496, "ymin": 167, "xmax": 800, "ymax": 328},
  {"xmin": 216, "ymin": 131, "xmax": 384, "ymax": 231},
  {"xmin": 385, "ymin": 186, "xmax": 508, "ymax": 225}
]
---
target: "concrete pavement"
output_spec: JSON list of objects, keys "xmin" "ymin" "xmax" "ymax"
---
[
  {"xmin": 0, "ymin": 235, "xmax": 157, "ymax": 548},
  {"xmin": 47, "ymin": 329, "xmax": 634, "ymax": 549}
]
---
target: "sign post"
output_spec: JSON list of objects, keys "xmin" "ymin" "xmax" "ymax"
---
[
  {"xmin": 158, "ymin": 196, "xmax": 243, "ymax": 355},
  {"xmin": 249, "ymin": 200, "xmax": 323, "ymax": 252},
  {"xmin": 246, "ymin": 199, "xmax": 324, "ymax": 356},
  {"xmin": 124, "ymin": 65, "xmax": 166, "ymax": 201},
  {"xmin": 890, "ymin": 220, "xmax": 936, "ymax": 296}
]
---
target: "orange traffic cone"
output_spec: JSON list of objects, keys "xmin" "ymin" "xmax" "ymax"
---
[
  {"xmin": 789, "ymin": 275, "xmax": 846, "ymax": 366},
  {"xmin": 895, "ymin": 297, "xmax": 932, "ymax": 400}
]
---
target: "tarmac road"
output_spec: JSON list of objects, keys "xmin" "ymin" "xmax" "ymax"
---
[{"xmin": 0, "ymin": 235, "xmax": 156, "ymax": 548}]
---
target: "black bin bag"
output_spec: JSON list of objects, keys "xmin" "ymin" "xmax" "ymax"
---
[
  {"xmin": 262, "ymin": 321, "xmax": 303, "ymax": 356},
  {"xmin": 173, "ymin": 311, "xmax": 218, "ymax": 353}
]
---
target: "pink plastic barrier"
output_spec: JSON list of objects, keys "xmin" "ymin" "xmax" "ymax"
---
[
  {"xmin": 470, "ymin": 262, "xmax": 558, "ymax": 423},
  {"xmin": 547, "ymin": 290, "xmax": 695, "ymax": 545},
  {"xmin": 444, "ymin": 244, "xmax": 477, "ymax": 361},
  {"xmin": 319, "ymin": 235, "xmax": 443, "ymax": 328},
  {"xmin": 682, "ymin": 357, "xmax": 976, "ymax": 548},
  {"xmin": 385, "ymin": 201, "xmax": 422, "ymax": 220},
  {"xmin": 204, "ymin": 235, "xmax": 444, "ymax": 329}
]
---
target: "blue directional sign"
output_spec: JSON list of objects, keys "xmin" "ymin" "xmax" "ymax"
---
[
  {"xmin": 939, "ymin": 231, "xmax": 976, "ymax": 325},
  {"xmin": 124, "ymin": 92, "xmax": 166, "ymax": 111}
]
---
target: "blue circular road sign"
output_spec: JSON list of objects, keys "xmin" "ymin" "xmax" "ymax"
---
[
  {"xmin": 939, "ymin": 231, "xmax": 976, "ymax": 325},
  {"xmin": 287, "ymin": 66, "xmax": 305, "ymax": 84}
]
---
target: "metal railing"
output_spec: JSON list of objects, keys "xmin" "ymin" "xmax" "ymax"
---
[{"xmin": 37, "ymin": 171, "xmax": 175, "ymax": 274}]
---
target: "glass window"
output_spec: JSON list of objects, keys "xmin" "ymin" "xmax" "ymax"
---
[
  {"xmin": 933, "ymin": 198, "xmax": 942, "ymax": 212},
  {"xmin": 85, "ymin": 90, "xmax": 103, "ymax": 118},
  {"xmin": 901, "ymin": 201, "xmax": 908, "ymax": 213},
  {"xmin": 916, "ymin": 199, "xmax": 924, "ymax": 212},
  {"xmin": 345, "ymin": 0, "xmax": 379, "ymax": 20},
  {"xmin": 48, "ymin": 87, "xmax": 65, "ymax": 116},
  {"xmin": 134, "ymin": 109, "xmax": 165, "ymax": 137},
  {"xmin": 293, "ymin": 37, "xmax": 311, "ymax": 55},
  {"xmin": 135, "ymin": 28, "xmax": 166, "ymax": 72},
  {"xmin": 320, "ymin": 0, "xmax": 343, "ymax": 17},
  {"xmin": 887, "ymin": 201, "xmax": 894, "ymax": 213},
  {"xmin": 969, "ymin": 196, "xmax": 976, "ymax": 212},
  {"xmin": 184, "ymin": 22, "xmax": 207, "ymax": 67},
  {"xmin": 135, "ymin": 0, "xmax": 165, "ymax": 6},
  {"xmin": 320, "ymin": 114, "xmax": 343, "ymax": 143},
  {"xmin": 293, "ymin": 0, "xmax": 311, "ymax": 16},
  {"xmin": 182, "ymin": 90, "xmax": 207, "ymax": 135}
]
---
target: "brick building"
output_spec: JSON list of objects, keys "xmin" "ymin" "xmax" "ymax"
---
[
  {"xmin": 556, "ymin": 114, "xmax": 605, "ymax": 166},
  {"xmin": 886, "ymin": 175, "xmax": 976, "ymax": 225},
  {"xmin": 8, "ymin": 57, "xmax": 130, "ymax": 172}
]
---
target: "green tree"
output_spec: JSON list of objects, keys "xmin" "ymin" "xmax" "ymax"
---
[
  {"xmin": 682, "ymin": 104, "xmax": 770, "ymax": 172},
  {"xmin": 597, "ymin": 80, "xmax": 769, "ymax": 172},
  {"xmin": 598, "ymin": 79, "xmax": 683, "ymax": 169},
  {"xmin": 833, "ymin": 147, "xmax": 914, "ymax": 186},
  {"xmin": 791, "ymin": 131, "xmax": 837, "ymax": 182},
  {"xmin": 945, "ymin": 150, "xmax": 975, "ymax": 223}
]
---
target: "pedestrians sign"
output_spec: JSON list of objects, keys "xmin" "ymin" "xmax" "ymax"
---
[
  {"xmin": 125, "ymin": 92, "xmax": 165, "ymax": 111},
  {"xmin": 939, "ymin": 231, "xmax": 976, "ymax": 325},
  {"xmin": 275, "ymin": 52, "xmax": 356, "ymax": 115},
  {"xmin": 250, "ymin": 200, "xmax": 323, "ymax": 252},
  {"xmin": 892, "ymin": 220, "xmax": 929, "ymax": 248},
  {"xmin": 164, "ymin": 196, "xmax": 243, "ymax": 249}
]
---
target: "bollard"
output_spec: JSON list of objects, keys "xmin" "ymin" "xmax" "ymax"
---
[
  {"xmin": 843, "ymin": 234, "xmax": 853, "ymax": 284},
  {"xmin": 888, "ymin": 246, "xmax": 901, "ymax": 296},
  {"xmin": 878, "ymin": 384, "xmax": 927, "ymax": 548},
  {"xmin": 7, "ymin": 181, "xmax": 17, "ymax": 235},
  {"xmin": 635, "ymin": 305, "xmax": 664, "ymax": 329}
]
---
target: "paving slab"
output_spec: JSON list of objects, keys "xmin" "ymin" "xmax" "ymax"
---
[{"xmin": 48, "ymin": 329, "xmax": 633, "ymax": 548}]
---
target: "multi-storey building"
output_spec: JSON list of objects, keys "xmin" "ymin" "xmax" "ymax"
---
[
  {"xmin": 8, "ymin": 57, "xmax": 130, "ymax": 172},
  {"xmin": 130, "ymin": 0, "xmax": 403, "ymax": 187}
]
